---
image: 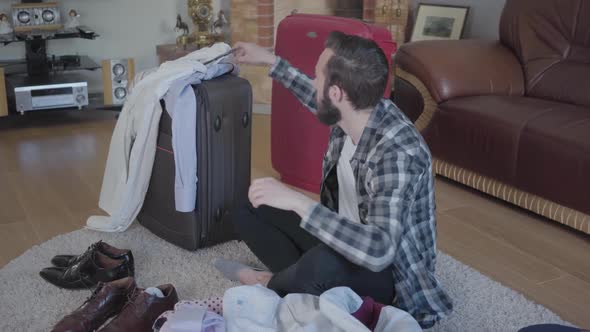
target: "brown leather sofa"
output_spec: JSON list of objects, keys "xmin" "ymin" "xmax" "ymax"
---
[{"xmin": 393, "ymin": 0, "xmax": 590, "ymax": 235}]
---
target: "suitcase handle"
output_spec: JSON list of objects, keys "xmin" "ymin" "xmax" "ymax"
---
[
  {"xmin": 215, "ymin": 207, "xmax": 223, "ymax": 222},
  {"xmin": 214, "ymin": 115, "xmax": 222, "ymax": 132},
  {"xmin": 242, "ymin": 112, "xmax": 250, "ymax": 128}
]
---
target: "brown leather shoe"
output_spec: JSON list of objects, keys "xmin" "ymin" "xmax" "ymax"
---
[
  {"xmin": 51, "ymin": 277, "xmax": 137, "ymax": 332},
  {"xmin": 98, "ymin": 284, "xmax": 178, "ymax": 332}
]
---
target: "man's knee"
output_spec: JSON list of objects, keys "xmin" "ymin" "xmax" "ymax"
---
[{"xmin": 294, "ymin": 245, "xmax": 348, "ymax": 292}]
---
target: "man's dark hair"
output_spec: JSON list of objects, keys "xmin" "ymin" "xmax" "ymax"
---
[{"xmin": 324, "ymin": 31, "xmax": 389, "ymax": 110}]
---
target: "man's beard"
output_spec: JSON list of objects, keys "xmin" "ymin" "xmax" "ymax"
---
[
  {"xmin": 316, "ymin": 87, "xmax": 342, "ymax": 126},
  {"xmin": 316, "ymin": 86, "xmax": 342, "ymax": 126}
]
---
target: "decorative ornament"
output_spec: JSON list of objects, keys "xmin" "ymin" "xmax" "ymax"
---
[
  {"xmin": 65, "ymin": 9, "xmax": 80, "ymax": 29},
  {"xmin": 0, "ymin": 12, "xmax": 14, "ymax": 35},
  {"xmin": 188, "ymin": 0, "xmax": 213, "ymax": 47}
]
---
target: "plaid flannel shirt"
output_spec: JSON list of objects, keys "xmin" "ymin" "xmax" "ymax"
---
[{"xmin": 269, "ymin": 57, "xmax": 453, "ymax": 328}]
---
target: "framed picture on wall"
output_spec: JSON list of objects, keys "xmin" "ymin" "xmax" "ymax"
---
[{"xmin": 410, "ymin": 3, "xmax": 469, "ymax": 42}]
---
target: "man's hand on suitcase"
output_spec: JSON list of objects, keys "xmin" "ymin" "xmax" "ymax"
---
[
  {"xmin": 249, "ymin": 178, "xmax": 316, "ymax": 218},
  {"xmin": 233, "ymin": 42, "xmax": 277, "ymax": 66}
]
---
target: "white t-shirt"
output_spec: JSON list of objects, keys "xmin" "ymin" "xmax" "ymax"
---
[{"xmin": 337, "ymin": 136, "xmax": 361, "ymax": 223}]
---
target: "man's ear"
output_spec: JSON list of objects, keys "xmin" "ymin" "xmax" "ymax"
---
[{"xmin": 328, "ymin": 85, "xmax": 344, "ymax": 103}]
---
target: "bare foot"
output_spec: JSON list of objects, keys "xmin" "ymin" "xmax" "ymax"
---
[{"xmin": 237, "ymin": 268, "xmax": 273, "ymax": 287}]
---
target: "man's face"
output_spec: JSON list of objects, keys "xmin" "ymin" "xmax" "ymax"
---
[{"xmin": 313, "ymin": 49, "xmax": 342, "ymax": 126}]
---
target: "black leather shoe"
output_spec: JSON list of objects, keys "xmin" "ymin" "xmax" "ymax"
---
[
  {"xmin": 40, "ymin": 251, "xmax": 132, "ymax": 289},
  {"xmin": 51, "ymin": 241, "xmax": 135, "ymax": 276}
]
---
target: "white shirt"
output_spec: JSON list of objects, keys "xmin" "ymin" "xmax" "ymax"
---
[
  {"xmin": 337, "ymin": 135, "xmax": 361, "ymax": 223},
  {"xmin": 223, "ymin": 285, "xmax": 422, "ymax": 332}
]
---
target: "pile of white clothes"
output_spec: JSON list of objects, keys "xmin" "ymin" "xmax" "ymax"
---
[{"xmin": 153, "ymin": 285, "xmax": 422, "ymax": 332}]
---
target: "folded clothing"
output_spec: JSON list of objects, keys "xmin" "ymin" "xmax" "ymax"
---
[
  {"xmin": 174, "ymin": 298, "xmax": 223, "ymax": 316},
  {"xmin": 223, "ymin": 284, "xmax": 281, "ymax": 332},
  {"xmin": 222, "ymin": 285, "xmax": 422, "ymax": 332},
  {"xmin": 153, "ymin": 301, "xmax": 225, "ymax": 332}
]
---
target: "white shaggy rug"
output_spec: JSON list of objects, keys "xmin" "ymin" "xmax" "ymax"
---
[{"xmin": 0, "ymin": 224, "xmax": 574, "ymax": 331}]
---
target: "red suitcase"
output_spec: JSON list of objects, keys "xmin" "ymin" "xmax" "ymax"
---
[{"xmin": 271, "ymin": 14, "xmax": 397, "ymax": 193}]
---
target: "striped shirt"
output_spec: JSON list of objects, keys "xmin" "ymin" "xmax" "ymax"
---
[{"xmin": 269, "ymin": 57, "xmax": 453, "ymax": 328}]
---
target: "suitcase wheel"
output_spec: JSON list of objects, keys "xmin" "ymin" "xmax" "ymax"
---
[
  {"xmin": 242, "ymin": 112, "xmax": 250, "ymax": 128},
  {"xmin": 214, "ymin": 115, "xmax": 222, "ymax": 132},
  {"xmin": 215, "ymin": 207, "xmax": 223, "ymax": 222}
]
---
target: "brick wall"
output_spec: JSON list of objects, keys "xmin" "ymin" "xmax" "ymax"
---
[
  {"xmin": 363, "ymin": 0, "xmax": 410, "ymax": 45},
  {"xmin": 231, "ymin": 0, "xmax": 408, "ymax": 51},
  {"xmin": 274, "ymin": 0, "xmax": 336, "ymax": 48},
  {"xmin": 257, "ymin": 0, "xmax": 274, "ymax": 47},
  {"xmin": 230, "ymin": 0, "xmax": 270, "ymax": 104},
  {"xmin": 363, "ymin": 0, "xmax": 376, "ymax": 22},
  {"xmin": 230, "ymin": 0, "xmax": 343, "ymax": 104},
  {"xmin": 230, "ymin": 0, "xmax": 258, "ymax": 44}
]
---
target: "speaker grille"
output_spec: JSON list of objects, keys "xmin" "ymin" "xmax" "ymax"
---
[
  {"xmin": 102, "ymin": 59, "xmax": 135, "ymax": 106},
  {"xmin": 17, "ymin": 10, "xmax": 31, "ymax": 24},
  {"xmin": 112, "ymin": 64, "xmax": 126, "ymax": 78},
  {"xmin": 42, "ymin": 9, "xmax": 55, "ymax": 23},
  {"xmin": 114, "ymin": 87, "xmax": 127, "ymax": 100},
  {"xmin": 11, "ymin": 4, "xmax": 62, "ymax": 31}
]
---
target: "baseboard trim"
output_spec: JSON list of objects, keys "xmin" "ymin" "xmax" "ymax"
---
[
  {"xmin": 253, "ymin": 103, "xmax": 271, "ymax": 115},
  {"xmin": 434, "ymin": 158, "xmax": 590, "ymax": 235}
]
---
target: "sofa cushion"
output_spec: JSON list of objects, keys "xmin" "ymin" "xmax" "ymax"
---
[
  {"xmin": 395, "ymin": 40, "xmax": 525, "ymax": 103},
  {"xmin": 500, "ymin": 0, "xmax": 590, "ymax": 107},
  {"xmin": 516, "ymin": 103, "xmax": 590, "ymax": 215},
  {"xmin": 424, "ymin": 96, "xmax": 552, "ymax": 184}
]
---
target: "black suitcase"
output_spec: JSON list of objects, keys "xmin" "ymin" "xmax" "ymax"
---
[{"xmin": 138, "ymin": 74, "xmax": 252, "ymax": 251}]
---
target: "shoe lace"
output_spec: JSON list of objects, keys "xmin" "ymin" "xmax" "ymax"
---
[
  {"xmin": 82, "ymin": 241, "xmax": 103, "ymax": 259},
  {"xmin": 62, "ymin": 252, "xmax": 98, "ymax": 289},
  {"xmin": 69, "ymin": 241, "xmax": 102, "ymax": 266},
  {"xmin": 120, "ymin": 287, "xmax": 142, "ymax": 316},
  {"xmin": 73, "ymin": 283, "xmax": 104, "ymax": 310}
]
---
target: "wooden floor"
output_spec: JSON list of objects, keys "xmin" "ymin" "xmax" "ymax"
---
[{"xmin": 0, "ymin": 111, "xmax": 589, "ymax": 328}]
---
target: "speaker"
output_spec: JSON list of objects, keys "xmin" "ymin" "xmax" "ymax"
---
[
  {"xmin": 0, "ymin": 67, "xmax": 8, "ymax": 117},
  {"xmin": 11, "ymin": 2, "xmax": 63, "ymax": 32},
  {"xmin": 102, "ymin": 59, "xmax": 135, "ymax": 105}
]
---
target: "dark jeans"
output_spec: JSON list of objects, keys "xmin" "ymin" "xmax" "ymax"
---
[{"xmin": 232, "ymin": 203, "xmax": 396, "ymax": 304}]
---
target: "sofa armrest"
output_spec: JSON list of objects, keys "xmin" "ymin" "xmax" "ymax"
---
[{"xmin": 394, "ymin": 40, "xmax": 524, "ymax": 103}]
